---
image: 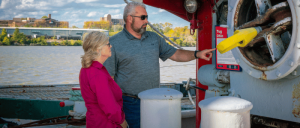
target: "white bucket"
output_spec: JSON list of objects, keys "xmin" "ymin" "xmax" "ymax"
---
[
  {"xmin": 199, "ymin": 96, "xmax": 253, "ymax": 128},
  {"xmin": 138, "ymin": 88, "xmax": 183, "ymax": 128}
]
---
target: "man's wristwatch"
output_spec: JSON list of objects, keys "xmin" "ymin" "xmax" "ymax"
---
[{"xmin": 194, "ymin": 50, "xmax": 200, "ymax": 59}]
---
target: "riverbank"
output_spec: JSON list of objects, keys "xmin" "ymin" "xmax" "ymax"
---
[{"xmin": 0, "ymin": 39, "xmax": 83, "ymax": 46}]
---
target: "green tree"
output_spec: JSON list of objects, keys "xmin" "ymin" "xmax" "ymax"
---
[
  {"xmin": 72, "ymin": 25, "xmax": 78, "ymax": 28},
  {"xmin": 24, "ymin": 24, "xmax": 31, "ymax": 27},
  {"xmin": 25, "ymin": 37, "xmax": 30, "ymax": 45},
  {"xmin": 19, "ymin": 33, "xmax": 26, "ymax": 42},
  {"xmin": 0, "ymin": 28, "xmax": 7, "ymax": 41},
  {"xmin": 109, "ymin": 31, "xmax": 121, "ymax": 37},
  {"xmin": 3, "ymin": 37, "xmax": 10, "ymax": 45},
  {"xmin": 51, "ymin": 41, "xmax": 59, "ymax": 46},
  {"xmin": 20, "ymin": 39, "xmax": 24, "ymax": 44},
  {"xmin": 146, "ymin": 23, "xmax": 163, "ymax": 34},
  {"xmin": 69, "ymin": 40, "xmax": 75, "ymax": 45},
  {"xmin": 12, "ymin": 28, "xmax": 20, "ymax": 42},
  {"xmin": 31, "ymin": 38, "xmax": 37, "ymax": 44},
  {"xmin": 40, "ymin": 36, "xmax": 45, "ymax": 41},
  {"xmin": 41, "ymin": 16, "xmax": 48, "ymax": 18},
  {"xmin": 59, "ymin": 40, "xmax": 71, "ymax": 46},
  {"xmin": 65, "ymin": 40, "xmax": 72, "ymax": 46},
  {"xmin": 163, "ymin": 22, "xmax": 173, "ymax": 33},
  {"xmin": 74, "ymin": 40, "xmax": 82, "ymax": 46},
  {"xmin": 36, "ymin": 37, "xmax": 41, "ymax": 43},
  {"xmin": 35, "ymin": 36, "xmax": 47, "ymax": 45},
  {"xmin": 40, "ymin": 40, "xmax": 48, "ymax": 46},
  {"xmin": 110, "ymin": 25, "xmax": 123, "ymax": 32},
  {"xmin": 175, "ymin": 38, "xmax": 183, "ymax": 46}
]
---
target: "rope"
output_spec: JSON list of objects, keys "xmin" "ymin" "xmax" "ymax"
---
[{"xmin": 148, "ymin": 22, "xmax": 183, "ymax": 49}]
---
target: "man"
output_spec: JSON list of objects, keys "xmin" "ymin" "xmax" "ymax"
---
[{"xmin": 103, "ymin": 2, "xmax": 215, "ymax": 128}]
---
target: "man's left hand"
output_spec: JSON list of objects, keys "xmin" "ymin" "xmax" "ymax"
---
[{"xmin": 197, "ymin": 48, "xmax": 216, "ymax": 61}]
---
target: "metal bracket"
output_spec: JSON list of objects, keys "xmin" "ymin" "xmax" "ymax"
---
[{"xmin": 190, "ymin": 20, "xmax": 203, "ymax": 35}]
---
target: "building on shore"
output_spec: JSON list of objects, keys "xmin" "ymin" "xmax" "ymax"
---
[
  {"xmin": 100, "ymin": 14, "xmax": 125, "ymax": 26},
  {"xmin": 84, "ymin": 14, "xmax": 124, "ymax": 29},
  {"xmin": 0, "ymin": 14, "xmax": 69, "ymax": 28},
  {"xmin": 0, "ymin": 27, "xmax": 108, "ymax": 40}
]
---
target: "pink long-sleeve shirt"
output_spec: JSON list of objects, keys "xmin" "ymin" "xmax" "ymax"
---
[{"xmin": 79, "ymin": 61, "xmax": 125, "ymax": 128}]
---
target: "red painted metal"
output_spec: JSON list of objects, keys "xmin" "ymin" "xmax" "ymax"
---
[
  {"xmin": 59, "ymin": 102, "xmax": 65, "ymax": 107},
  {"xmin": 143, "ymin": 0, "xmax": 189, "ymax": 21},
  {"xmin": 143, "ymin": 0, "xmax": 214, "ymax": 127},
  {"xmin": 195, "ymin": 1, "xmax": 213, "ymax": 127},
  {"xmin": 72, "ymin": 87, "xmax": 81, "ymax": 90}
]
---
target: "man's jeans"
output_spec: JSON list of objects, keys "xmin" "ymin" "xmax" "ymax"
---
[{"xmin": 122, "ymin": 95, "xmax": 141, "ymax": 128}]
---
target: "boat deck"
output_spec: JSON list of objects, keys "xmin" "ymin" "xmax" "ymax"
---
[{"xmin": 0, "ymin": 84, "xmax": 79, "ymax": 100}]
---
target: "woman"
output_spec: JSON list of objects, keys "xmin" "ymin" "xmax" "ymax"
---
[{"xmin": 79, "ymin": 31, "xmax": 128, "ymax": 128}]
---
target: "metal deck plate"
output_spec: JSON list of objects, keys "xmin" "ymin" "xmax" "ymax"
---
[{"xmin": 0, "ymin": 85, "xmax": 79, "ymax": 100}]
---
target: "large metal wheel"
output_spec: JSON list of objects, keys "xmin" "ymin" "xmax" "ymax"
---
[{"xmin": 228, "ymin": 0, "xmax": 300, "ymax": 80}]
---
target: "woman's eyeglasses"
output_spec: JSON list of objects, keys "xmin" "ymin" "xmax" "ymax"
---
[
  {"xmin": 107, "ymin": 42, "xmax": 111, "ymax": 47},
  {"xmin": 131, "ymin": 15, "xmax": 148, "ymax": 20}
]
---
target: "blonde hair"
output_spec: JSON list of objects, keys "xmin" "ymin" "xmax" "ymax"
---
[{"xmin": 81, "ymin": 31, "xmax": 109, "ymax": 68}]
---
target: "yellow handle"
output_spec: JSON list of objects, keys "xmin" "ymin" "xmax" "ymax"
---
[{"xmin": 217, "ymin": 27, "xmax": 258, "ymax": 54}]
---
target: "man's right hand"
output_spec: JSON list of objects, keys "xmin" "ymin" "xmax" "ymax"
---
[{"xmin": 120, "ymin": 120, "xmax": 128, "ymax": 128}]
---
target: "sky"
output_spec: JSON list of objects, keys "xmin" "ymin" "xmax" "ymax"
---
[{"xmin": 0, "ymin": 0, "xmax": 190, "ymax": 28}]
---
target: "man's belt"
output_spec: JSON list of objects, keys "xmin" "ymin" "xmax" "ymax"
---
[{"xmin": 122, "ymin": 93, "xmax": 139, "ymax": 99}]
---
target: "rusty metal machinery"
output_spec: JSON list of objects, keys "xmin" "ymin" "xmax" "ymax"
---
[
  {"xmin": 228, "ymin": 0, "xmax": 300, "ymax": 80},
  {"xmin": 251, "ymin": 115, "xmax": 300, "ymax": 128},
  {"xmin": 226, "ymin": 0, "xmax": 300, "ymax": 125},
  {"xmin": 9, "ymin": 115, "xmax": 85, "ymax": 128}
]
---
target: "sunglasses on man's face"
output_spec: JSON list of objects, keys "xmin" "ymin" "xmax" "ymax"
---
[{"xmin": 131, "ymin": 15, "xmax": 148, "ymax": 20}]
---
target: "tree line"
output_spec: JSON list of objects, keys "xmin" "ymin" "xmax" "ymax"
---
[
  {"xmin": 146, "ymin": 22, "xmax": 197, "ymax": 47},
  {"xmin": 0, "ymin": 22, "xmax": 196, "ymax": 47},
  {"xmin": 107, "ymin": 22, "xmax": 197, "ymax": 47},
  {"xmin": 83, "ymin": 21, "xmax": 196, "ymax": 47},
  {"xmin": 0, "ymin": 28, "xmax": 82, "ymax": 46},
  {"xmin": 83, "ymin": 21, "xmax": 110, "ymax": 30}
]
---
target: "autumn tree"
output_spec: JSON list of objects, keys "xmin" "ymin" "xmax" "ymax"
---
[
  {"xmin": 162, "ymin": 22, "xmax": 173, "ymax": 33},
  {"xmin": 59, "ymin": 21, "xmax": 69, "ymax": 28},
  {"xmin": 12, "ymin": 28, "xmax": 20, "ymax": 42},
  {"xmin": 82, "ymin": 33, "xmax": 89, "ymax": 40},
  {"xmin": 18, "ymin": 33, "xmax": 27, "ymax": 44},
  {"xmin": 41, "ymin": 16, "xmax": 48, "ymax": 18},
  {"xmin": 146, "ymin": 22, "xmax": 197, "ymax": 47},
  {"xmin": 3, "ymin": 37, "xmax": 10, "ymax": 45},
  {"xmin": 83, "ymin": 21, "xmax": 110, "ymax": 30},
  {"xmin": 99, "ymin": 21, "xmax": 110, "ymax": 30},
  {"xmin": 146, "ymin": 23, "xmax": 163, "ymax": 34},
  {"xmin": 34, "ymin": 20, "xmax": 46, "ymax": 27},
  {"xmin": 110, "ymin": 25, "xmax": 123, "ymax": 32},
  {"xmin": 0, "ymin": 28, "xmax": 7, "ymax": 41},
  {"xmin": 83, "ymin": 21, "xmax": 93, "ymax": 29}
]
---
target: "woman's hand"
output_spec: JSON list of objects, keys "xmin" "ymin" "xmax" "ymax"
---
[{"xmin": 120, "ymin": 120, "xmax": 128, "ymax": 128}]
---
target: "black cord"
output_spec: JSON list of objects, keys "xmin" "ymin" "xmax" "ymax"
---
[{"xmin": 190, "ymin": 86, "xmax": 206, "ymax": 92}]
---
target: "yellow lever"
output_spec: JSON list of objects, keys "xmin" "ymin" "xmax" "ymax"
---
[{"xmin": 217, "ymin": 27, "xmax": 262, "ymax": 54}]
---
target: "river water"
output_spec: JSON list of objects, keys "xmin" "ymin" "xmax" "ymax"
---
[{"xmin": 0, "ymin": 46, "xmax": 196, "ymax": 85}]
